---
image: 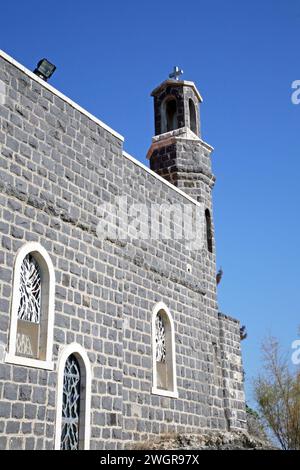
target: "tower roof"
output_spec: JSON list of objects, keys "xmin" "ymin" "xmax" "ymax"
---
[{"xmin": 151, "ymin": 79, "xmax": 203, "ymax": 103}]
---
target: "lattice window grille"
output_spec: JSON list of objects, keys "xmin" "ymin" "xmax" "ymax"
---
[
  {"xmin": 16, "ymin": 333, "xmax": 34, "ymax": 357},
  {"xmin": 18, "ymin": 254, "xmax": 41, "ymax": 323},
  {"xmin": 155, "ymin": 313, "xmax": 166, "ymax": 363},
  {"xmin": 61, "ymin": 355, "xmax": 81, "ymax": 450}
]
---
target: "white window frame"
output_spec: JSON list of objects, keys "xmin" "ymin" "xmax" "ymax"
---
[
  {"xmin": 5, "ymin": 242, "xmax": 55, "ymax": 370},
  {"xmin": 151, "ymin": 301, "xmax": 178, "ymax": 398},
  {"xmin": 55, "ymin": 343, "xmax": 92, "ymax": 450}
]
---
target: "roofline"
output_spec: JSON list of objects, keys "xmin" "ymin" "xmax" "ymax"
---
[
  {"xmin": 1, "ymin": 50, "xmax": 205, "ymax": 207},
  {"xmin": 151, "ymin": 79, "xmax": 203, "ymax": 102},
  {"xmin": 0, "ymin": 50, "xmax": 124, "ymax": 142},
  {"xmin": 123, "ymin": 151, "xmax": 201, "ymax": 206}
]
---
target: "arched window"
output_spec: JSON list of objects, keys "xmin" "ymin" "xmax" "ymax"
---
[
  {"xmin": 152, "ymin": 302, "xmax": 178, "ymax": 398},
  {"xmin": 161, "ymin": 97, "xmax": 178, "ymax": 133},
  {"xmin": 189, "ymin": 98, "xmax": 197, "ymax": 134},
  {"xmin": 205, "ymin": 209, "xmax": 213, "ymax": 253},
  {"xmin": 5, "ymin": 242, "xmax": 55, "ymax": 370},
  {"xmin": 55, "ymin": 343, "xmax": 92, "ymax": 450}
]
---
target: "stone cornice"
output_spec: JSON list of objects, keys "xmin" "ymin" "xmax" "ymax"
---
[
  {"xmin": 151, "ymin": 80, "xmax": 203, "ymax": 102},
  {"xmin": 147, "ymin": 127, "xmax": 214, "ymax": 159}
]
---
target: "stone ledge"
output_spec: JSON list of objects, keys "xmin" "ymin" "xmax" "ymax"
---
[
  {"xmin": 147, "ymin": 126, "xmax": 214, "ymax": 160},
  {"xmin": 218, "ymin": 311, "xmax": 240, "ymax": 325}
]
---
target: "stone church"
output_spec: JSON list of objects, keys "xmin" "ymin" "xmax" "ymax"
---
[{"xmin": 0, "ymin": 50, "xmax": 246, "ymax": 450}]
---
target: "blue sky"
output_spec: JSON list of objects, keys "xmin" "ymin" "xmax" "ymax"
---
[{"xmin": 1, "ymin": 0, "xmax": 299, "ymax": 405}]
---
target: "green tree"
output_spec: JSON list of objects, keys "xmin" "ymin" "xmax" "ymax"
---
[{"xmin": 254, "ymin": 337, "xmax": 300, "ymax": 450}]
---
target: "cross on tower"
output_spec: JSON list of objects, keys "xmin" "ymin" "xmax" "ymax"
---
[{"xmin": 169, "ymin": 66, "xmax": 183, "ymax": 81}]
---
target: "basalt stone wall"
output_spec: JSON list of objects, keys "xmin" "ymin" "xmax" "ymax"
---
[
  {"xmin": 121, "ymin": 156, "xmax": 229, "ymax": 443},
  {"xmin": 218, "ymin": 313, "xmax": 247, "ymax": 431},
  {"xmin": 0, "ymin": 54, "xmax": 124, "ymax": 450},
  {"xmin": 148, "ymin": 134, "xmax": 220, "ymax": 414},
  {"xmin": 0, "ymin": 53, "xmax": 246, "ymax": 450}
]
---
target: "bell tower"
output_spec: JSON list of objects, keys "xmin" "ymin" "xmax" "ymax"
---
[
  {"xmin": 147, "ymin": 69, "xmax": 215, "ymax": 203},
  {"xmin": 147, "ymin": 72, "xmax": 247, "ymax": 432},
  {"xmin": 151, "ymin": 66, "xmax": 202, "ymax": 138},
  {"xmin": 147, "ymin": 66, "xmax": 217, "ymax": 267},
  {"xmin": 147, "ymin": 69, "xmax": 216, "ymax": 249}
]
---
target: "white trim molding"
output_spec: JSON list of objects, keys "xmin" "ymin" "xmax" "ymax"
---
[
  {"xmin": 54, "ymin": 343, "xmax": 92, "ymax": 450},
  {"xmin": 5, "ymin": 242, "xmax": 55, "ymax": 370},
  {"xmin": 151, "ymin": 302, "xmax": 178, "ymax": 399},
  {"xmin": 4, "ymin": 355, "xmax": 54, "ymax": 370},
  {"xmin": 151, "ymin": 388, "xmax": 179, "ymax": 399}
]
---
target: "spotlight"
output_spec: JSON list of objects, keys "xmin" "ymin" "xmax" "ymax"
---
[{"xmin": 33, "ymin": 58, "xmax": 56, "ymax": 81}]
